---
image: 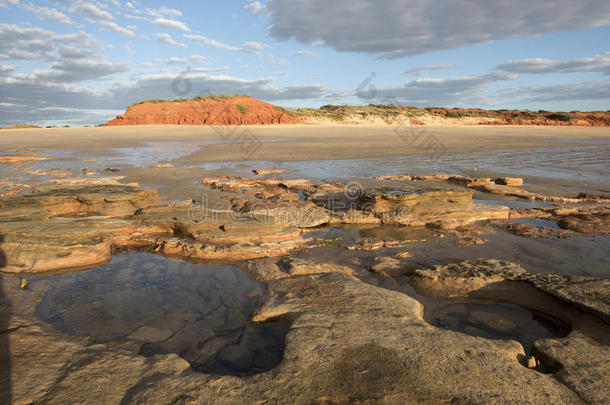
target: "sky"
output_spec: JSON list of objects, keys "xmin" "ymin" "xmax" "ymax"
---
[{"xmin": 0, "ymin": 0, "xmax": 609, "ymax": 126}]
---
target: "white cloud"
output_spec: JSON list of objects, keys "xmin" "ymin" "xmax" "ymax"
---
[
  {"xmin": 99, "ymin": 20, "xmax": 136, "ymax": 36},
  {"xmin": 0, "ymin": 64, "xmax": 17, "ymax": 75},
  {"xmin": 16, "ymin": 59, "xmax": 130, "ymax": 83},
  {"xmin": 0, "ymin": 71, "xmax": 339, "ymax": 125},
  {"xmin": 185, "ymin": 34, "xmax": 242, "ymax": 52},
  {"xmin": 189, "ymin": 54, "xmax": 206, "ymax": 63},
  {"xmin": 245, "ymin": 1, "xmax": 266, "ymax": 16},
  {"xmin": 153, "ymin": 18, "xmax": 189, "ymax": 31},
  {"xmin": 294, "ymin": 50, "xmax": 319, "ymax": 57},
  {"xmin": 155, "ymin": 57, "xmax": 188, "ymax": 65},
  {"xmin": 0, "ymin": 24, "xmax": 108, "ymax": 60},
  {"xmin": 404, "ymin": 64, "xmax": 456, "ymax": 76},
  {"xmin": 368, "ymin": 72, "xmax": 516, "ymax": 106},
  {"xmin": 263, "ymin": 0, "xmax": 610, "ymax": 58},
  {"xmin": 70, "ymin": 1, "xmax": 113, "ymax": 20},
  {"xmin": 155, "ymin": 33, "xmax": 187, "ymax": 48},
  {"xmin": 497, "ymin": 53, "xmax": 610, "ymax": 75},
  {"xmin": 146, "ymin": 6, "xmax": 182, "ymax": 18},
  {"xmin": 243, "ymin": 42, "xmax": 269, "ymax": 51},
  {"xmin": 501, "ymin": 81, "xmax": 610, "ymax": 103},
  {"xmin": 58, "ymin": 45, "xmax": 99, "ymax": 59},
  {"xmin": 21, "ymin": 3, "xmax": 73, "ymax": 24},
  {"xmin": 0, "ymin": 0, "xmax": 19, "ymax": 8},
  {"xmin": 189, "ymin": 67, "xmax": 230, "ymax": 73}
]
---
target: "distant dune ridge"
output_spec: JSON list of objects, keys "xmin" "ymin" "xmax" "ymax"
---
[
  {"xmin": 106, "ymin": 95, "xmax": 301, "ymax": 126},
  {"xmin": 103, "ymin": 95, "xmax": 610, "ymax": 127}
]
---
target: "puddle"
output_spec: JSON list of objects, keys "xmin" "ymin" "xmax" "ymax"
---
[
  {"xmin": 303, "ymin": 225, "xmax": 438, "ymax": 246},
  {"xmin": 35, "ymin": 253, "xmax": 287, "ymax": 376},
  {"xmin": 511, "ymin": 218, "xmax": 560, "ymax": 229},
  {"xmin": 398, "ymin": 232, "xmax": 610, "ymax": 278},
  {"xmin": 424, "ymin": 300, "xmax": 565, "ymax": 353}
]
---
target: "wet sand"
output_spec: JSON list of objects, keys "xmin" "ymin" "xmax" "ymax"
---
[
  {"xmin": 2, "ymin": 125, "xmax": 609, "ymax": 199},
  {"xmin": 1, "ymin": 124, "xmax": 609, "ymax": 158}
]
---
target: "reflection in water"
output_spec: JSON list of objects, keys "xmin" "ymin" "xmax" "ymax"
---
[
  {"xmin": 511, "ymin": 218, "xmax": 560, "ymax": 229},
  {"xmin": 424, "ymin": 301, "xmax": 565, "ymax": 353},
  {"xmin": 303, "ymin": 224, "xmax": 610, "ymax": 278},
  {"xmin": 196, "ymin": 142, "xmax": 610, "ymax": 188},
  {"xmin": 36, "ymin": 253, "xmax": 287, "ymax": 376}
]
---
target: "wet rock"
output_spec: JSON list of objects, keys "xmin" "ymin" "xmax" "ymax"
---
[
  {"xmin": 103, "ymin": 168, "xmax": 121, "ymax": 174},
  {"xmin": 369, "ymin": 256, "xmax": 406, "ymax": 277},
  {"xmin": 48, "ymin": 176, "xmax": 138, "ymax": 187},
  {"xmin": 252, "ymin": 168, "xmax": 287, "ymax": 175},
  {"xmin": 20, "ymin": 278, "xmax": 28, "ymax": 290},
  {"xmin": 491, "ymin": 221, "xmax": 574, "ymax": 238},
  {"xmin": 280, "ymin": 257, "xmax": 360, "ymax": 277},
  {"xmin": 128, "ymin": 326, "xmax": 173, "ymax": 343},
  {"xmin": 495, "ymin": 177, "xmax": 524, "ymax": 187},
  {"xmin": 81, "ymin": 168, "xmax": 96, "ymax": 176},
  {"xmin": 396, "ymin": 251, "xmax": 413, "ymax": 259},
  {"xmin": 556, "ymin": 211, "xmax": 610, "ymax": 234},
  {"xmin": 248, "ymin": 203, "xmax": 330, "ymax": 228},
  {"xmin": 534, "ymin": 332, "xmax": 610, "ymax": 404},
  {"xmin": 474, "ymin": 183, "xmax": 535, "ymax": 199},
  {"xmin": 411, "ymin": 259, "xmax": 610, "ymax": 324}
]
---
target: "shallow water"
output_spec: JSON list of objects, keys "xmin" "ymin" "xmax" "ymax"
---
[
  {"xmin": 511, "ymin": 218, "xmax": 560, "ymax": 229},
  {"xmin": 195, "ymin": 142, "xmax": 610, "ymax": 190},
  {"xmin": 34, "ymin": 253, "xmax": 287, "ymax": 376},
  {"xmin": 302, "ymin": 225, "xmax": 610, "ymax": 278},
  {"xmin": 423, "ymin": 300, "xmax": 563, "ymax": 353}
]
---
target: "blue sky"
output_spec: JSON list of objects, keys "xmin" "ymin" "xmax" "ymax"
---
[{"xmin": 0, "ymin": 0, "xmax": 609, "ymax": 126}]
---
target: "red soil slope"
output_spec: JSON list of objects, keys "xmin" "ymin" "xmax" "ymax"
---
[{"xmin": 107, "ymin": 96, "xmax": 301, "ymax": 126}]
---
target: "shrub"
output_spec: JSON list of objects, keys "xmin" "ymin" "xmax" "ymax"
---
[
  {"xmin": 546, "ymin": 113, "xmax": 572, "ymax": 122},
  {"xmin": 235, "ymin": 104, "xmax": 248, "ymax": 114}
]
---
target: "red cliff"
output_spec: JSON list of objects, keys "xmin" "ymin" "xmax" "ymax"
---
[{"xmin": 106, "ymin": 96, "xmax": 301, "ymax": 126}]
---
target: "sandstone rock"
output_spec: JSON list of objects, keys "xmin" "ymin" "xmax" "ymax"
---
[
  {"xmin": 48, "ymin": 176, "xmax": 138, "ymax": 187},
  {"xmin": 410, "ymin": 259, "xmax": 610, "ymax": 324},
  {"xmin": 556, "ymin": 211, "xmax": 610, "ymax": 234},
  {"xmin": 0, "ymin": 155, "xmax": 51, "ymax": 163},
  {"xmin": 474, "ymin": 183, "xmax": 535, "ymax": 199},
  {"xmin": 252, "ymin": 168, "xmax": 287, "ymax": 175},
  {"xmin": 495, "ymin": 177, "xmax": 524, "ymax": 187},
  {"xmin": 373, "ymin": 174, "xmax": 413, "ymax": 181},
  {"xmin": 491, "ymin": 221, "xmax": 574, "ymax": 238},
  {"xmin": 369, "ymin": 256, "xmax": 406, "ymax": 277}
]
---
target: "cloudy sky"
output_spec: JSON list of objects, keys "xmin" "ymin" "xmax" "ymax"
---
[{"xmin": 1, "ymin": 0, "xmax": 609, "ymax": 126}]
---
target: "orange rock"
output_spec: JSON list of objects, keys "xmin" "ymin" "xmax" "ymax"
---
[{"xmin": 107, "ymin": 96, "xmax": 301, "ymax": 126}]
